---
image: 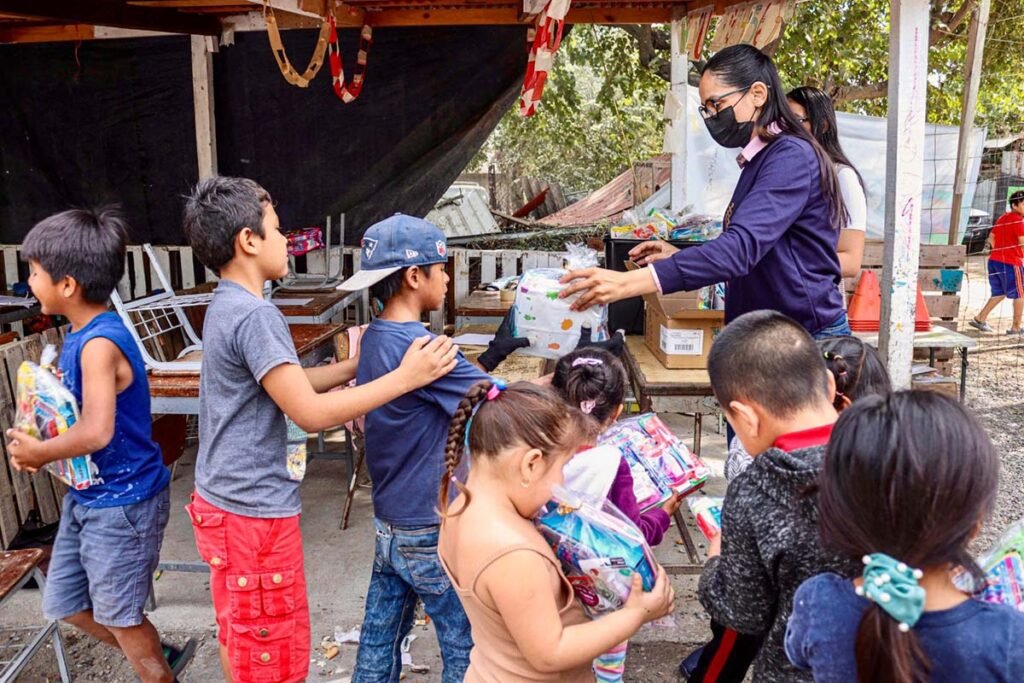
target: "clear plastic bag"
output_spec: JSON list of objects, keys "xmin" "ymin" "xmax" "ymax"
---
[
  {"xmin": 15, "ymin": 345, "xmax": 100, "ymax": 490},
  {"xmin": 536, "ymin": 485, "xmax": 659, "ymax": 619},
  {"xmin": 511, "ymin": 243, "xmax": 608, "ymax": 359},
  {"xmin": 957, "ymin": 518, "xmax": 1024, "ymax": 610}
]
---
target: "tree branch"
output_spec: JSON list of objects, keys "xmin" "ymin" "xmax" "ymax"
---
[
  {"xmin": 930, "ymin": 0, "xmax": 975, "ymax": 46},
  {"xmin": 831, "ymin": 81, "xmax": 889, "ymax": 103}
]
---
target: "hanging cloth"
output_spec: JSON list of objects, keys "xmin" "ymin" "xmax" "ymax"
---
[
  {"xmin": 327, "ymin": 13, "xmax": 373, "ymax": 103},
  {"xmin": 264, "ymin": 1, "xmax": 331, "ymax": 88},
  {"xmin": 518, "ymin": 0, "xmax": 571, "ymax": 117}
]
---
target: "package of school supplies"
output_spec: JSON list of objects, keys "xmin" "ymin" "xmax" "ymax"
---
[
  {"xmin": 599, "ymin": 414, "xmax": 710, "ymax": 509},
  {"xmin": 15, "ymin": 345, "xmax": 99, "ymax": 490},
  {"xmin": 536, "ymin": 486, "xmax": 658, "ymax": 619},
  {"xmin": 510, "ymin": 243, "xmax": 609, "ymax": 359},
  {"xmin": 687, "ymin": 496, "xmax": 724, "ymax": 540},
  {"xmin": 960, "ymin": 518, "xmax": 1024, "ymax": 610}
]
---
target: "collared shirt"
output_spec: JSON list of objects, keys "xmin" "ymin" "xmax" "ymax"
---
[{"xmin": 772, "ymin": 423, "xmax": 834, "ymax": 452}]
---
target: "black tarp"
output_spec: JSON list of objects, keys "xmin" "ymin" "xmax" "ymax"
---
[{"xmin": 0, "ymin": 25, "xmax": 527, "ymax": 244}]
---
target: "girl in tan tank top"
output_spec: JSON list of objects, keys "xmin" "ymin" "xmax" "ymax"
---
[{"xmin": 436, "ymin": 381, "xmax": 676, "ymax": 682}]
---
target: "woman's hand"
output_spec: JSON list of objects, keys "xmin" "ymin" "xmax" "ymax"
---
[
  {"xmin": 559, "ymin": 267, "xmax": 657, "ymax": 311},
  {"xmin": 629, "ymin": 240, "xmax": 679, "ymax": 266},
  {"xmin": 624, "ymin": 566, "xmax": 675, "ymax": 623},
  {"xmin": 706, "ymin": 530, "xmax": 722, "ymax": 559}
]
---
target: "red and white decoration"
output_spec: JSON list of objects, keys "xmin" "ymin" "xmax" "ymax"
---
[
  {"xmin": 327, "ymin": 13, "xmax": 373, "ymax": 104},
  {"xmin": 518, "ymin": 0, "xmax": 571, "ymax": 117}
]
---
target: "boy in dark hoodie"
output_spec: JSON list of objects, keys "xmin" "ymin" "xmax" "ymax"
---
[{"xmin": 696, "ymin": 310, "xmax": 857, "ymax": 682}]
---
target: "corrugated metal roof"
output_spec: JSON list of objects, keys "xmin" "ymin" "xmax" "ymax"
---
[{"xmin": 544, "ymin": 155, "xmax": 671, "ymax": 227}]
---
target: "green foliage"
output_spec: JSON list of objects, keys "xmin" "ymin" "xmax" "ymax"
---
[{"xmin": 476, "ymin": 0, "xmax": 1024, "ymax": 196}]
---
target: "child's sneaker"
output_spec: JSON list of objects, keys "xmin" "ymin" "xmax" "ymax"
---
[
  {"xmin": 969, "ymin": 318, "xmax": 993, "ymax": 333},
  {"xmin": 163, "ymin": 638, "xmax": 198, "ymax": 679}
]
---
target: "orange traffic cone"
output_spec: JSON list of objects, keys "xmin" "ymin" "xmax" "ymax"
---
[
  {"xmin": 915, "ymin": 286, "xmax": 932, "ymax": 332},
  {"xmin": 848, "ymin": 270, "xmax": 881, "ymax": 332}
]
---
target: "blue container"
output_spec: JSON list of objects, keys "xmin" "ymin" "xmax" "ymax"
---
[{"xmin": 938, "ymin": 269, "xmax": 964, "ymax": 294}]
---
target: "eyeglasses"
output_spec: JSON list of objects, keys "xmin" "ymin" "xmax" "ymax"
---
[{"xmin": 699, "ymin": 86, "xmax": 751, "ymax": 119}]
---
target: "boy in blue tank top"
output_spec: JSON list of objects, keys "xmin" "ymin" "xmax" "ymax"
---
[{"xmin": 5, "ymin": 208, "xmax": 190, "ymax": 683}]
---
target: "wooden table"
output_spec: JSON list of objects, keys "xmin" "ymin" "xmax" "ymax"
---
[
  {"xmin": 0, "ymin": 549, "xmax": 71, "ymax": 682},
  {"xmin": 854, "ymin": 327, "xmax": 978, "ymax": 401},
  {"xmin": 622, "ymin": 336, "xmax": 716, "ymax": 575},
  {"xmin": 455, "ymin": 290, "xmax": 512, "ymax": 328},
  {"xmin": 274, "ymin": 290, "xmax": 364, "ymax": 325},
  {"xmin": 149, "ymin": 323, "xmax": 343, "ymax": 414}
]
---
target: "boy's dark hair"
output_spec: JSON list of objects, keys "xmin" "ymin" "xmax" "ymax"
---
[
  {"xmin": 817, "ymin": 336, "xmax": 891, "ymax": 411},
  {"xmin": 183, "ymin": 176, "xmax": 272, "ymax": 274},
  {"xmin": 21, "ymin": 206, "xmax": 127, "ymax": 303},
  {"xmin": 368, "ymin": 266, "xmax": 433, "ymax": 306},
  {"xmin": 439, "ymin": 381, "xmax": 598, "ymax": 517},
  {"xmin": 551, "ymin": 347, "xmax": 626, "ymax": 425},
  {"xmin": 707, "ymin": 310, "xmax": 830, "ymax": 417},
  {"xmin": 818, "ymin": 391, "xmax": 998, "ymax": 683},
  {"xmin": 1010, "ymin": 190, "xmax": 1024, "ymax": 207}
]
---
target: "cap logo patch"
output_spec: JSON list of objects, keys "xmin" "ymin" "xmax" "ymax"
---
[
  {"xmin": 405, "ymin": 249, "xmax": 419, "ymax": 259},
  {"xmin": 363, "ymin": 238, "xmax": 378, "ymax": 261},
  {"xmin": 436, "ymin": 241, "xmax": 447, "ymax": 257}
]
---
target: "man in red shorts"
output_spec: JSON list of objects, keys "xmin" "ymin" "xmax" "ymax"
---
[{"xmin": 971, "ymin": 190, "xmax": 1024, "ymax": 336}]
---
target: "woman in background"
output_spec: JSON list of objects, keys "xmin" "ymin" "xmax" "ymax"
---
[{"xmin": 787, "ymin": 86, "xmax": 868, "ymax": 280}]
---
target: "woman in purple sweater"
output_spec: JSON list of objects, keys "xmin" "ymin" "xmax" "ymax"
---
[
  {"xmin": 552, "ymin": 347, "xmax": 682, "ymax": 682},
  {"xmin": 560, "ymin": 44, "xmax": 850, "ymax": 341}
]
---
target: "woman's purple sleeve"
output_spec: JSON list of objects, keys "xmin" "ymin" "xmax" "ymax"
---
[{"xmin": 607, "ymin": 459, "xmax": 671, "ymax": 547}]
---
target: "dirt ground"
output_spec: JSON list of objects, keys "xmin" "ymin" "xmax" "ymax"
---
[{"xmin": 4, "ymin": 273, "xmax": 1024, "ymax": 682}]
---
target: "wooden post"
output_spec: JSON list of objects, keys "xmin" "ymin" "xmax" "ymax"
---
[
  {"xmin": 879, "ymin": 0, "xmax": 930, "ymax": 389},
  {"xmin": 947, "ymin": 0, "xmax": 991, "ymax": 245},
  {"xmin": 669, "ymin": 7, "xmax": 687, "ymax": 213},
  {"xmin": 191, "ymin": 35, "xmax": 218, "ymax": 179}
]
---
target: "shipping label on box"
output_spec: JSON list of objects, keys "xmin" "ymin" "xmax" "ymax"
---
[{"xmin": 660, "ymin": 326, "xmax": 703, "ymax": 356}]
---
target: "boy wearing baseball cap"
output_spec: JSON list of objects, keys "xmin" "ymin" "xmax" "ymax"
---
[{"xmin": 340, "ymin": 214, "xmax": 523, "ymax": 682}]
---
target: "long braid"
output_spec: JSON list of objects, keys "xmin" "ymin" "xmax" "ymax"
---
[{"xmin": 438, "ymin": 380, "xmax": 492, "ymax": 518}]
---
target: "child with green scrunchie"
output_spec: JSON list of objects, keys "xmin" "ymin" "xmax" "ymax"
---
[{"xmin": 785, "ymin": 391, "xmax": 1024, "ymax": 682}]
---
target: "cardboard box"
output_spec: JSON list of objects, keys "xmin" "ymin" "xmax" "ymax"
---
[{"xmin": 625, "ymin": 260, "xmax": 724, "ymax": 369}]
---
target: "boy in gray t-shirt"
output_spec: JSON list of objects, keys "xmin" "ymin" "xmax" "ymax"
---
[{"xmin": 181, "ymin": 176, "xmax": 457, "ymax": 683}]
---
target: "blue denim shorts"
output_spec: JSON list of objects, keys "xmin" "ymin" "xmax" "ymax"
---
[
  {"xmin": 813, "ymin": 312, "xmax": 852, "ymax": 340},
  {"xmin": 43, "ymin": 486, "xmax": 170, "ymax": 627}
]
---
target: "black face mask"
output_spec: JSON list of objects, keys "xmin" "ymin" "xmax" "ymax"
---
[{"xmin": 703, "ymin": 105, "xmax": 756, "ymax": 149}]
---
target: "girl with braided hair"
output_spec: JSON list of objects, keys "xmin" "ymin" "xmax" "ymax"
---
[
  {"xmin": 724, "ymin": 335, "xmax": 890, "ymax": 482},
  {"xmin": 437, "ymin": 380, "xmax": 676, "ymax": 682}
]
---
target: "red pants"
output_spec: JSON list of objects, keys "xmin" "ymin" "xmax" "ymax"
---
[{"xmin": 186, "ymin": 493, "xmax": 310, "ymax": 683}]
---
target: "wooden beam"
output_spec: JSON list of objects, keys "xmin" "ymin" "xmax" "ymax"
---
[
  {"xmin": 879, "ymin": 0, "xmax": 930, "ymax": 390},
  {"xmin": 0, "ymin": 0, "xmax": 221, "ymax": 36},
  {"xmin": 669, "ymin": 7, "xmax": 686, "ymax": 212},
  {"xmin": 191, "ymin": 35, "xmax": 218, "ymax": 179},
  {"xmin": 244, "ymin": 0, "xmax": 325, "ymax": 19},
  {"xmin": 947, "ymin": 0, "xmax": 990, "ymax": 245},
  {"xmin": 0, "ymin": 22, "xmax": 93, "ymax": 43},
  {"xmin": 325, "ymin": 6, "xmax": 676, "ymax": 26}
]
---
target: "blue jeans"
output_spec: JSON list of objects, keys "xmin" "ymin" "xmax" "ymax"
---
[
  {"xmin": 813, "ymin": 312, "xmax": 852, "ymax": 340},
  {"xmin": 353, "ymin": 519, "xmax": 471, "ymax": 683}
]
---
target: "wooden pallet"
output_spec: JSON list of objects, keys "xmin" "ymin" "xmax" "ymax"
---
[{"xmin": 0, "ymin": 328, "xmax": 69, "ymax": 549}]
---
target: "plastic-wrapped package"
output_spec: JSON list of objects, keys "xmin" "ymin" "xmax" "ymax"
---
[
  {"xmin": 536, "ymin": 486, "xmax": 658, "ymax": 618},
  {"xmin": 958, "ymin": 518, "xmax": 1024, "ymax": 610},
  {"xmin": 511, "ymin": 243, "xmax": 609, "ymax": 359},
  {"xmin": 687, "ymin": 496, "xmax": 724, "ymax": 540},
  {"xmin": 15, "ymin": 345, "xmax": 100, "ymax": 490},
  {"xmin": 285, "ymin": 418, "xmax": 308, "ymax": 482},
  {"xmin": 599, "ymin": 414, "xmax": 710, "ymax": 509}
]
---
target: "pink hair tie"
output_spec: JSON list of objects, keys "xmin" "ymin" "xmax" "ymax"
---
[
  {"xmin": 572, "ymin": 357, "xmax": 603, "ymax": 367},
  {"xmin": 486, "ymin": 384, "xmax": 504, "ymax": 401}
]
